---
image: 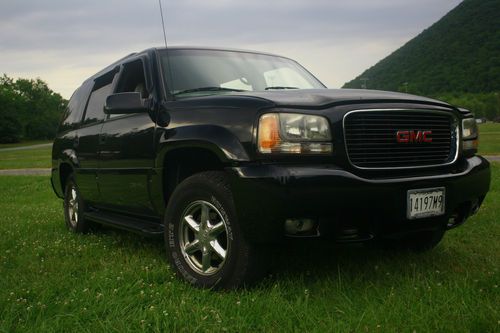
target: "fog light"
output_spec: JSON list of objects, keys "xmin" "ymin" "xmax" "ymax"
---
[
  {"xmin": 447, "ymin": 213, "xmax": 459, "ymax": 228},
  {"xmin": 285, "ymin": 218, "xmax": 316, "ymax": 235},
  {"xmin": 447, "ymin": 210, "xmax": 466, "ymax": 229}
]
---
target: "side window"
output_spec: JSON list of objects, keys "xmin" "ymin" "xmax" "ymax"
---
[
  {"xmin": 59, "ymin": 80, "xmax": 92, "ymax": 131},
  {"xmin": 109, "ymin": 59, "xmax": 148, "ymax": 118},
  {"xmin": 83, "ymin": 72, "xmax": 115, "ymax": 125},
  {"xmin": 115, "ymin": 60, "xmax": 147, "ymax": 96}
]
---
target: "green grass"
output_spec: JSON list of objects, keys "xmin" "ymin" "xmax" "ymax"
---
[
  {"xmin": 0, "ymin": 140, "xmax": 51, "ymax": 149},
  {"xmin": 0, "ymin": 147, "xmax": 52, "ymax": 170},
  {"xmin": 478, "ymin": 123, "xmax": 500, "ymax": 155},
  {"xmin": 0, "ymin": 165, "xmax": 499, "ymax": 332}
]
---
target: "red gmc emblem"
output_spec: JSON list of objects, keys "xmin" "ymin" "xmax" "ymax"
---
[{"xmin": 396, "ymin": 130, "xmax": 433, "ymax": 143}]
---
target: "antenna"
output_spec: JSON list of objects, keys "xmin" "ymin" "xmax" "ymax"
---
[
  {"xmin": 157, "ymin": 0, "xmax": 175, "ymax": 99},
  {"xmin": 158, "ymin": 0, "xmax": 168, "ymax": 48}
]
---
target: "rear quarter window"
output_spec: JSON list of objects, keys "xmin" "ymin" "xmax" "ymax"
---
[{"xmin": 58, "ymin": 80, "xmax": 92, "ymax": 131}]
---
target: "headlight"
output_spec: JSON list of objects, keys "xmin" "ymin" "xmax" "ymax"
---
[
  {"xmin": 258, "ymin": 113, "xmax": 332, "ymax": 154},
  {"xmin": 462, "ymin": 118, "xmax": 478, "ymax": 140},
  {"xmin": 462, "ymin": 117, "xmax": 479, "ymax": 151}
]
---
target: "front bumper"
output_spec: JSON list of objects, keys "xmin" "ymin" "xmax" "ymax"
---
[{"xmin": 228, "ymin": 156, "xmax": 491, "ymax": 243}]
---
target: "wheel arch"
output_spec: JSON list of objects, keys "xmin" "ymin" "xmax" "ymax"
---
[
  {"xmin": 152, "ymin": 144, "xmax": 230, "ymax": 212},
  {"xmin": 52, "ymin": 149, "xmax": 79, "ymax": 198},
  {"xmin": 59, "ymin": 162, "xmax": 74, "ymax": 192},
  {"xmin": 151, "ymin": 124, "xmax": 251, "ymax": 212}
]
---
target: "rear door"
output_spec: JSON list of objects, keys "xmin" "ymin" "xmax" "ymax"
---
[
  {"xmin": 52, "ymin": 80, "xmax": 92, "ymax": 197},
  {"xmin": 75, "ymin": 70, "xmax": 117, "ymax": 204},
  {"xmin": 96, "ymin": 57, "xmax": 157, "ymax": 217}
]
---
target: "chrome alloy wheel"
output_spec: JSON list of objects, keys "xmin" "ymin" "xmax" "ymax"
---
[
  {"xmin": 179, "ymin": 200, "xmax": 229, "ymax": 276},
  {"xmin": 67, "ymin": 186, "xmax": 79, "ymax": 227}
]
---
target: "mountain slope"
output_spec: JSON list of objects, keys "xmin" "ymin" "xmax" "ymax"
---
[{"xmin": 343, "ymin": 0, "xmax": 500, "ymax": 95}]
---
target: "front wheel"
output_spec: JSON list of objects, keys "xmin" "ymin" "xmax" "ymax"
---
[{"xmin": 164, "ymin": 171, "xmax": 264, "ymax": 289}]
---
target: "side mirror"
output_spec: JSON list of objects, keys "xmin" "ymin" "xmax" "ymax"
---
[{"xmin": 104, "ymin": 92, "xmax": 149, "ymax": 114}]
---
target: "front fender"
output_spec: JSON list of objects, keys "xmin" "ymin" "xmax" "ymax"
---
[{"xmin": 156, "ymin": 125, "xmax": 250, "ymax": 165}]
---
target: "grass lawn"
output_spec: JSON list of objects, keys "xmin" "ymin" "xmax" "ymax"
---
[
  {"xmin": 0, "ymin": 147, "xmax": 52, "ymax": 170},
  {"xmin": 0, "ymin": 165, "xmax": 498, "ymax": 332},
  {"xmin": 478, "ymin": 123, "xmax": 500, "ymax": 156}
]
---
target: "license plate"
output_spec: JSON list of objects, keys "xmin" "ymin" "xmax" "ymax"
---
[{"xmin": 407, "ymin": 187, "xmax": 445, "ymax": 219}]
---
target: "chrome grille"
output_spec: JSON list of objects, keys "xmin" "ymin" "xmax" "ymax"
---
[{"xmin": 344, "ymin": 110, "xmax": 458, "ymax": 169}]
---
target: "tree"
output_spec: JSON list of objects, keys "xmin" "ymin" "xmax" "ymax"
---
[{"xmin": 0, "ymin": 74, "xmax": 67, "ymax": 143}]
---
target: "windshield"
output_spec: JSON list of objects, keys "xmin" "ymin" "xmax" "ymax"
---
[{"xmin": 159, "ymin": 49, "xmax": 325, "ymax": 98}]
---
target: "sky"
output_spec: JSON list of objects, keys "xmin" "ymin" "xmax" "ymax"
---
[{"xmin": 0, "ymin": 0, "xmax": 462, "ymax": 99}]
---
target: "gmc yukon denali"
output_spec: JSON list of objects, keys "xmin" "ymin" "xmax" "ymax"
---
[{"xmin": 51, "ymin": 47, "xmax": 491, "ymax": 289}]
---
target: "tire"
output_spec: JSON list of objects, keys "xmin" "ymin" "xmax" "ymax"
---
[
  {"xmin": 63, "ymin": 175, "xmax": 91, "ymax": 233},
  {"xmin": 164, "ymin": 171, "xmax": 264, "ymax": 289},
  {"xmin": 379, "ymin": 228, "xmax": 445, "ymax": 252}
]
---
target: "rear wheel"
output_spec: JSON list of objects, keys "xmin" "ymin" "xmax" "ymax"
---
[
  {"xmin": 164, "ymin": 171, "xmax": 264, "ymax": 289},
  {"xmin": 63, "ymin": 175, "xmax": 91, "ymax": 233},
  {"xmin": 379, "ymin": 229, "xmax": 445, "ymax": 252}
]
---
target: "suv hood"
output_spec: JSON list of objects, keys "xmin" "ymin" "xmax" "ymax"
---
[{"xmin": 237, "ymin": 89, "xmax": 451, "ymax": 109}]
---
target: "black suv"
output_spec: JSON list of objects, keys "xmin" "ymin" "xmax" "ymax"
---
[{"xmin": 51, "ymin": 47, "xmax": 490, "ymax": 289}]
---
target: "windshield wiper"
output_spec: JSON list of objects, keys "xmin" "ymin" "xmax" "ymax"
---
[
  {"xmin": 173, "ymin": 87, "xmax": 246, "ymax": 96},
  {"xmin": 265, "ymin": 86, "xmax": 299, "ymax": 90}
]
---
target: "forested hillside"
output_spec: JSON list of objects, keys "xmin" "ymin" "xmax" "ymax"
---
[{"xmin": 343, "ymin": 0, "xmax": 500, "ymax": 119}]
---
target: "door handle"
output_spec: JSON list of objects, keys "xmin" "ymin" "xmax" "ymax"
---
[
  {"xmin": 99, "ymin": 135, "xmax": 106, "ymax": 145},
  {"xmin": 73, "ymin": 136, "xmax": 79, "ymax": 148}
]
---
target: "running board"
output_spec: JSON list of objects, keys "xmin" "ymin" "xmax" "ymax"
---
[{"xmin": 84, "ymin": 211, "xmax": 164, "ymax": 237}]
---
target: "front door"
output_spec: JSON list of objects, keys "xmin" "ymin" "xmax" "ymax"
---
[{"xmin": 96, "ymin": 58, "xmax": 157, "ymax": 217}]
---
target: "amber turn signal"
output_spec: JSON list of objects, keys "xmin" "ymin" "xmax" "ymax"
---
[{"xmin": 258, "ymin": 114, "xmax": 281, "ymax": 153}]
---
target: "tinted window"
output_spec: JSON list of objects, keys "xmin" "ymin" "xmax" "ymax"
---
[
  {"xmin": 109, "ymin": 60, "xmax": 148, "ymax": 118},
  {"xmin": 59, "ymin": 80, "xmax": 92, "ymax": 131},
  {"xmin": 115, "ymin": 60, "xmax": 148, "ymax": 97},
  {"xmin": 83, "ymin": 81, "xmax": 113, "ymax": 124},
  {"xmin": 160, "ymin": 49, "xmax": 324, "ymax": 98}
]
